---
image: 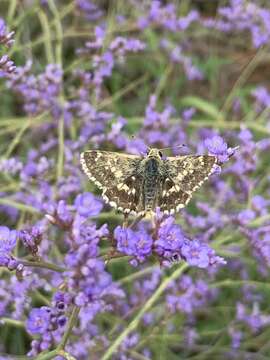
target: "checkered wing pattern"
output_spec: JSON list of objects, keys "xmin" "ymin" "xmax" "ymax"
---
[
  {"xmin": 80, "ymin": 150, "xmax": 142, "ymax": 214},
  {"xmin": 159, "ymin": 155, "xmax": 217, "ymax": 215}
]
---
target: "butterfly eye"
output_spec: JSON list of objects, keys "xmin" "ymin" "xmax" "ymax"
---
[{"xmin": 158, "ymin": 151, "xmax": 163, "ymax": 158}]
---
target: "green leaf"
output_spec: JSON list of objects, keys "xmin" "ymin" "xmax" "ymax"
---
[{"xmin": 180, "ymin": 96, "xmax": 224, "ymax": 121}]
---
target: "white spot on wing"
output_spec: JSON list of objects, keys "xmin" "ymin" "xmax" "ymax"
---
[
  {"xmin": 109, "ymin": 201, "xmax": 117, "ymax": 208},
  {"xmin": 80, "ymin": 153, "xmax": 103, "ymax": 189}
]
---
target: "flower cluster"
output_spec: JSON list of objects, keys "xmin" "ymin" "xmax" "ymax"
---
[
  {"xmin": 204, "ymin": 0, "xmax": 270, "ymax": 48},
  {"xmin": 26, "ymin": 292, "xmax": 72, "ymax": 356},
  {"xmin": 0, "ymin": 18, "xmax": 16, "ymax": 76},
  {"xmin": 0, "ymin": 18, "xmax": 14, "ymax": 47},
  {"xmin": 166, "ymin": 274, "xmax": 217, "ymax": 315},
  {"xmin": 0, "ymin": 1, "xmax": 270, "ymax": 359},
  {"xmin": 0, "ymin": 226, "xmax": 18, "ymax": 270},
  {"xmin": 7, "ymin": 62, "xmax": 63, "ymax": 117},
  {"xmin": 115, "ymin": 216, "xmax": 226, "ymax": 268}
]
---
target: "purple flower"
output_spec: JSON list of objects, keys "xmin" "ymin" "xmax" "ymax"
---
[
  {"xmin": 52, "ymin": 291, "xmax": 72, "ymax": 313},
  {"xmin": 8, "ymin": 62, "xmax": 62, "ymax": 117},
  {"xmin": 184, "ymin": 327, "xmax": 199, "ymax": 347},
  {"xmin": 182, "ymin": 240, "xmax": 226, "ymax": 268},
  {"xmin": 204, "ymin": 135, "xmax": 236, "ymax": 163},
  {"xmin": 57, "ymin": 200, "xmax": 73, "ymax": 226},
  {"xmin": 206, "ymin": 1, "xmax": 270, "ymax": 48},
  {"xmin": 120, "ymin": 332, "xmax": 140, "ymax": 351},
  {"xmin": 107, "ymin": 117, "xmax": 128, "ymax": 148},
  {"xmin": 18, "ymin": 226, "xmax": 42, "ymax": 256},
  {"xmin": 166, "ymin": 275, "xmax": 217, "ymax": 314},
  {"xmin": 76, "ymin": 0, "xmax": 103, "ymax": 21},
  {"xmin": 144, "ymin": 95, "xmax": 174, "ymax": 127},
  {"xmin": 167, "ymin": 45, "xmax": 203, "ymax": 80},
  {"xmin": 26, "ymin": 307, "xmax": 51, "ymax": 335},
  {"xmin": 0, "ymin": 227, "xmax": 19, "ymax": 269},
  {"xmin": 178, "ymin": 10, "xmax": 199, "ymax": 30},
  {"xmin": 0, "ymin": 157, "xmax": 22, "ymax": 175},
  {"xmin": 74, "ymin": 192, "xmax": 103, "ymax": 217},
  {"xmin": 0, "ymin": 226, "xmax": 17, "ymax": 253},
  {"xmin": 237, "ymin": 209, "xmax": 256, "ymax": 225},
  {"xmin": 64, "ymin": 222, "xmax": 124, "ymax": 311},
  {"xmin": 0, "ymin": 226, "xmax": 18, "ymax": 269},
  {"xmin": 182, "ymin": 107, "xmax": 196, "ymax": 122},
  {"xmin": 229, "ymin": 327, "xmax": 243, "ymax": 349},
  {"xmin": 181, "ymin": 240, "xmax": 209, "ymax": 268},
  {"xmin": 114, "ymin": 226, "xmax": 153, "ymax": 264},
  {"xmin": 236, "ymin": 302, "xmax": 270, "ymax": 333},
  {"xmin": 109, "ymin": 37, "xmax": 146, "ymax": 56},
  {"xmin": 0, "ymin": 55, "xmax": 16, "ymax": 76},
  {"xmin": 252, "ymin": 86, "xmax": 270, "ymax": 109},
  {"xmin": 155, "ymin": 217, "xmax": 186, "ymax": 259},
  {"xmin": 0, "ymin": 18, "xmax": 15, "ymax": 47},
  {"xmin": 252, "ymin": 195, "xmax": 269, "ymax": 216}
]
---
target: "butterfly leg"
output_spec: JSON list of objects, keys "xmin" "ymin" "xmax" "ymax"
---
[
  {"xmin": 128, "ymin": 213, "xmax": 145, "ymax": 230},
  {"xmin": 122, "ymin": 213, "xmax": 129, "ymax": 228}
]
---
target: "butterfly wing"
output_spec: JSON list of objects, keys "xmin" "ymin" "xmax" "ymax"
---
[
  {"xmin": 159, "ymin": 155, "xmax": 217, "ymax": 214},
  {"xmin": 80, "ymin": 150, "xmax": 143, "ymax": 214}
]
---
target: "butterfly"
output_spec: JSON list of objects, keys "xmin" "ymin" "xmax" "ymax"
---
[{"xmin": 80, "ymin": 148, "xmax": 217, "ymax": 216}]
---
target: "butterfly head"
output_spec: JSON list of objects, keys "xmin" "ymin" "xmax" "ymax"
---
[{"xmin": 146, "ymin": 148, "xmax": 163, "ymax": 159}]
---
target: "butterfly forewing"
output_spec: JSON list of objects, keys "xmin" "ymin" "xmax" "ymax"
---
[
  {"xmin": 80, "ymin": 151, "xmax": 142, "ymax": 214},
  {"xmin": 159, "ymin": 155, "xmax": 217, "ymax": 214}
]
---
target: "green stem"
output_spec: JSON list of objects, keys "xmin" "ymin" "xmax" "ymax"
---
[
  {"xmin": 57, "ymin": 350, "xmax": 77, "ymax": 360},
  {"xmin": 4, "ymin": 120, "xmax": 31, "ymax": 158},
  {"xmin": 118, "ymin": 266, "xmax": 157, "ymax": 285},
  {"xmin": 36, "ymin": 306, "xmax": 80, "ymax": 359},
  {"xmin": 250, "ymin": 214, "xmax": 270, "ymax": 227},
  {"xmin": 0, "ymin": 317, "xmax": 25, "ymax": 328},
  {"xmin": 36, "ymin": 349, "xmax": 77, "ymax": 360},
  {"xmin": 20, "ymin": 259, "xmax": 65, "ymax": 273},
  {"xmin": 211, "ymin": 279, "xmax": 270, "ymax": 290},
  {"xmin": 35, "ymin": 349, "xmax": 59, "ymax": 360},
  {"xmin": 57, "ymin": 114, "xmax": 65, "ymax": 180},
  {"xmin": 7, "ymin": 0, "xmax": 17, "ymax": 25},
  {"xmin": 0, "ymin": 198, "xmax": 41, "ymax": 214},
  {"xmin": 57, "ymin": 305, "xmax": 81, "ymax": 350},
  {"xmin": 47, "ymin": 0, "xmax": 63, "ymax": 66},
  {"xmin": 101, "ymin": 263, "xmax": 188, "ymax": 360},
  {"xmin": 38, "ymin": 10, "xmax": 55, "ymax": 64},
  {"xmin": 221, "ymin": 46, "xmax": 266, "ymax": 114},
  {"xmin": 125, "ymin": 117, "xmax": 270, "ymax": 135},
  {"xmin": 47, "ymin": 0, "xmax": 65, "ymax": 181}
]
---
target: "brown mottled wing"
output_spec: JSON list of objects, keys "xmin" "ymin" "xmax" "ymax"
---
[
  {"xmin": 159, "ymin": 155, "xmax": 217, "ymax": 215},
  {"xmin": 80, "ymin": 150, "xmax": 143, "ymax": 214}
]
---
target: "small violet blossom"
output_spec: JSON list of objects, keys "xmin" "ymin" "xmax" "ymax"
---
[
  {"xmin": 74, "ymin": 192, "xmax": 103, "ymax": 217},
  {"xmin": 204, "ymin": 135, "xmax": 237, "ymax": 163},
  {"xmin": 0, "ymin": 226, "xmax": 18, "ymax": 269}
]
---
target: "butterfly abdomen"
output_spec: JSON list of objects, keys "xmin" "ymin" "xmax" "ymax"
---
[{"xmin": 143, "ymin": 158, "xmax": 161, "ymax": 211}]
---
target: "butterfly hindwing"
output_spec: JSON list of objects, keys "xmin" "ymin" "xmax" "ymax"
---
[
  {"xmin": 159, "ymin": 177, "xmax": 190, "ymax": 215},
  {"xmin": 159, "ymin": 155, "xmax": 217, "ymax": 214},
  {"xmin": 80, "ymin": 151, "xmax": 142, "ymax": 214}
]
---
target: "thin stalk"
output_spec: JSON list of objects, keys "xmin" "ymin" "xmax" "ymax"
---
[
  {"xmin": 19, "ymin": 259, "xmax": 65, "ymax": 273},
  {"xmin": 0, "ymin": 198, "xmax": 41, "ymax": 214},
  {"xmin": 57, "ymin": 305, "xmax": 81, "ymax": 350},
  {"xmin": 38, "ymin": 10, "xmax": 55, "ymax": 64},
  {"xmin": 101, "ymin": 263, "xmax": 188, "ymax": 360}
]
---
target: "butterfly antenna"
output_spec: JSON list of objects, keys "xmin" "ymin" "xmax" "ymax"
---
[{"xmin": 158, "ymin": 144, "xmax": 187, "ymax": 151}]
